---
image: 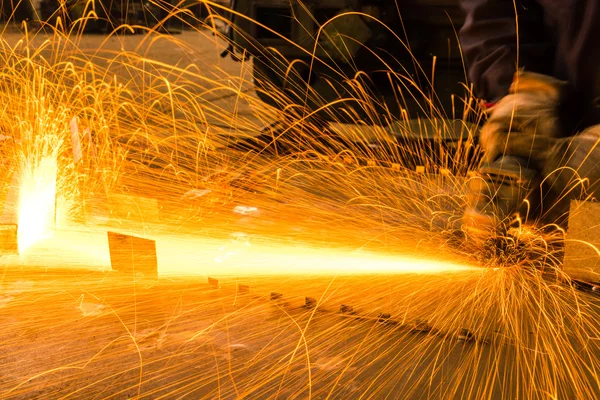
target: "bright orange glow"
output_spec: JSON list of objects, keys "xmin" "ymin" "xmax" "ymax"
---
[
  {"xmin": 17, "ymin": 156, "xmax": 58, "ymax": 253},
  {"xmin": 156, "ymin": 237, "xmax": 475, "ymax": 276},
  {"xmin": 5, "ymin": 226, "xmax": 475, "ymax": 276}
]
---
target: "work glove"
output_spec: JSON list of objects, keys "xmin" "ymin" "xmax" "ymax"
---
[
  {"xmin": 464, "ymin": 71, "xmax": 569, "ymax": 238},
  {"xmin": 478, "ymin": 70, "xmax": 567, "ymax": 164}
]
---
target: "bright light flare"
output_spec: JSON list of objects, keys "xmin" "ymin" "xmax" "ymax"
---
[
  {"xmin": 157, "ymin": 235, "xmax": 475, "ymax": 276},
  {"xmin": 17, "ymin": 156, "xmax": 58, "ymax": 253},
  {"xmin": 5, "ymin": 225, "xmax": 475, "ymax": 276}
]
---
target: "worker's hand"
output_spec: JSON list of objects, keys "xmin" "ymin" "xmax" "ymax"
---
[{"xmin": 478, "ymin": 71, "xmax": 567, "ymax": 163}]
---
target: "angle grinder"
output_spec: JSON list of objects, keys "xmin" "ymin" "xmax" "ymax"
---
[{"xmin": 463, "ymin": 156, "xmax": 538, "ymax": 240}]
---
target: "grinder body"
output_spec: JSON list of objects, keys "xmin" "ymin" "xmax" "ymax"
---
[{"xmin": 464, "ymin": 156, "xmax": 538, "ymax": 239}]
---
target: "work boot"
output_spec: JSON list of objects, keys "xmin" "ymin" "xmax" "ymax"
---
[{"xmin": 463, "ymin": 156, "xmax": 538, "ymax": 240}]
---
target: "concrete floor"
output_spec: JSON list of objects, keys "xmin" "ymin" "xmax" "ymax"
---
[{"xmin": 0, "ymin": 269, "xmax": 519, "ymax": 399}]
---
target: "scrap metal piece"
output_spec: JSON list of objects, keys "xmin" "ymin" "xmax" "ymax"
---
[
  {"xmin": 237, "ymin": 284, "xmax": 249, "ymax": 294},
  {"xmin": 270, "ymin": 292, "xmax": 283, "ymax": 301},
  {"xmin": 107, "ymin": 232, "xmax": 158, "ymax": 279},
  {"xmin": 340, "ymin": 304, "xmax": 354, "ymax": 314},
  {"xmin": 413, "ymin": 319, "xmax": 431, "ymax": 333},
  {"xmin": 458, "ymin": 328, "xmax": 474, "ymax": 342},
  {"xmin": 304, "ymin": 297, "xmax": 317, "ymax": 309}
]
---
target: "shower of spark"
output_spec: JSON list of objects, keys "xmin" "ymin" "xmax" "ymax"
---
[{"xmin": 0, "ymin": 3, "xmax": 598, "ymax": 399}]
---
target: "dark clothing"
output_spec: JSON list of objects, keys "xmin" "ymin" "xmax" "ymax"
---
[{"xmin": 459, "ymin": 0, "xmax": 600, "ymax": 128}]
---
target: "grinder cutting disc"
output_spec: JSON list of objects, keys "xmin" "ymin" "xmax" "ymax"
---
[{"xmin": 464, "ymin": 156, "xmax": 538, "ymax": 240}]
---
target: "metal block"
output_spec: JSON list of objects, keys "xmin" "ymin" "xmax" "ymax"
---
[
  {"xmin": 563, "ymin": 201, "xmax": 600, "ymax": 282},
  {"xmin": 107, "ymin": 231, "xmax": 158, "ymax": 278},
  {"xmin": 208, "ymin": 277, "xmax": 219, "ymax": 288}
]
